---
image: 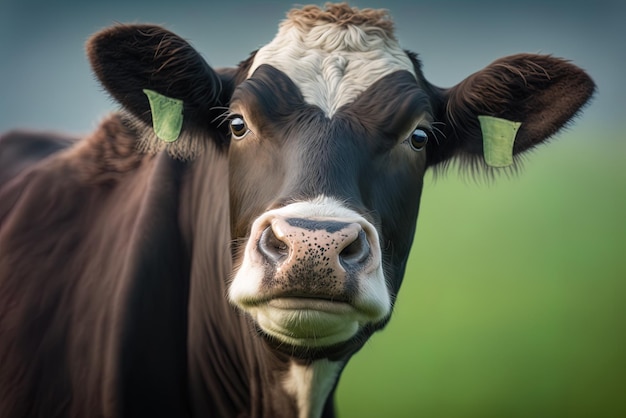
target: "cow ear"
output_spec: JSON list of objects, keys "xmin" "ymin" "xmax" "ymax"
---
[
  {"xmin": 426, "ymin": 54, "xmax": 595, "ymax": 171},
  {"xmin": 87, "ymin": 24, "xmax": 235, "ymax": 157}
]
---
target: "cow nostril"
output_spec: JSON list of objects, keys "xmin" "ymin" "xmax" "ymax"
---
[
  {"xmin": 339, "ymin": 230, "xmax": 370, "ymax": 268},
  {"xmin": 258, "ymin": 226, "xmax": 289, "ymax": 263}
]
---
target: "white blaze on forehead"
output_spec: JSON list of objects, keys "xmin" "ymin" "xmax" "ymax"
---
[{"xmin": 248, "ymin": 10, "xmax": 416, "ymax": 117}]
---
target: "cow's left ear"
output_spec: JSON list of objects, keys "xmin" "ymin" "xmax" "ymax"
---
[
  {"xmin": 87, "ymin": 24, "xmax": 237, "ymax": 157},
  {"xmin": 426, "ymin": 54, "xmax": 595, "ymax": 169}
]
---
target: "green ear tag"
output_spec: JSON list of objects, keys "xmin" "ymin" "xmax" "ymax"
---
[
  {"xmin": 143, "ymin": 89, "xmax": 183, "ymax": 143},
  {"xmin": 478, "ymin": 115, "xmax": 522, "ymax": 168}
]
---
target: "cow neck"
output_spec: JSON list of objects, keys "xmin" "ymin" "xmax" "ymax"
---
[
  {"xmin": 180, "ymin": 141, "xmax": 246, "ymax": 416},
  {"xmin": 188, "ymin": 280, "xmax": 344, "ymax": 417},
  {"xmin": 280, "ymin": 358, "xmax": 343, "ymax": 418},
  {"xmin": 181, "ymin": 144, "xmax": 344, "ymax": 417},
  {"xmin": 113, "ymin": 150, "xmax": 191, "ymax": 417},
  {"xmin": 243, "ymin": 333, "xmax": 344, "ymax": 418}
]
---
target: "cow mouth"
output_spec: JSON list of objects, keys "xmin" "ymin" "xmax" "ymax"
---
[
  {"xmin": 244, "ymin": 296, "xmax": 369, "ymax": 349},
  {"xmin": 228, "ymin": 198, "xmax": 394, "ymax": 356}
]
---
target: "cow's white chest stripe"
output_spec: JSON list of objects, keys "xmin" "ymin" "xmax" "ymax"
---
[
  {"xmin": 282, "ymin": 359, "xmax": 342, "ymax": 418},
  {"xmin": 249, "ymin": 21, "xmax": 416, "ymax": 117}
]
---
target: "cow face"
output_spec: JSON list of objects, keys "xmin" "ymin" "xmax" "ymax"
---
[
  {"xmin": 87, "ymin": 4, "xmax": 594, "ymax": 360},
  {"xmin": 227, "ymin": 26, "xmax": 430, "ymax": 356}
]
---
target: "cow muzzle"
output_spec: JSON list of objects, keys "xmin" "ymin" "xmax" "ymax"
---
[{"xmin": 229, "ymin": 197, "xmax": 391, "ymax": 349}]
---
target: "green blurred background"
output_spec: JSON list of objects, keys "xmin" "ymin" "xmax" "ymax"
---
[
  {"xmin": 1, "ymin": 1, "xmax": 623, "ymax": 417},
  {"xmin": 337, "ymin": 134, "xmax": 626, "ymax": 417}
]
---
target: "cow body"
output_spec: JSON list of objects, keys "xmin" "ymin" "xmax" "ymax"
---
[{"xmin": 0, "ymin": 4, "xmax": 594, "ymax": 418}]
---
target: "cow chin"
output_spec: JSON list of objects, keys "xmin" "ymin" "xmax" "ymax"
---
[
  {"xmin": 228, "ymin": 197, "xmax": 392, "ymax": 356},
  {"xmin": 230, "ymin": 263, "xmax": 391, "ymax": 356},
  {"xmin": 248, "ymin": 298, "xmax": 364, "ymax": 348}
]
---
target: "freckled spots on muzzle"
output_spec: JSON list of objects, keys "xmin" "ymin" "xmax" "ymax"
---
[{"xmin": 258, "ymin": 217, "xmax": 372, "ymax": 301}]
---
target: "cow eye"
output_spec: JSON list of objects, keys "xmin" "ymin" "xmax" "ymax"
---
[
  {"xmin": 229, "ymin": 116, "xmax": 249, "ymax": 139},
  {"xmin": 408, "ymin": 128, "xmax": 429, "ymax": 151}
]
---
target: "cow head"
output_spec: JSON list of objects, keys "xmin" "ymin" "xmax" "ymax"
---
[{"xmin": 88, "ymin": 4, "xmax": 594, "ymax": 360}]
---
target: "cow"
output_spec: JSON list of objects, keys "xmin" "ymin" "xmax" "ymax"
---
[{"xmin": 0, "ymin": 3, "xmax": 594, "ymax": 418}]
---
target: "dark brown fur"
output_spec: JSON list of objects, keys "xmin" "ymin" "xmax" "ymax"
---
[{"xmin": 0, "ymin": 115, "xmax": 172, "ymax": 417}]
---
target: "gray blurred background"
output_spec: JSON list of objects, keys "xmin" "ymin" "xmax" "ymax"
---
[{"xmin": 0, "ymin": 0, "xmax": 622, "ymax": 136}]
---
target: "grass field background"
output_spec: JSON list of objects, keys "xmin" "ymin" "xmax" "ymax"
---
[{"xmin": 336, "ymin": 131, "xmax": 626, "ymax": 417}]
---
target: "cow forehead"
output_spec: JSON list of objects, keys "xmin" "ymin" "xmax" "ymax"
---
[{"xmin": 248, "ymin": 17, "xmax": 416, "ymax": 117}]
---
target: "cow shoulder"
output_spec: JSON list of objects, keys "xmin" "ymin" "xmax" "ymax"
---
[{"xmin": 0, "ymin": 130, "xmax": 75, "ymax": 185}]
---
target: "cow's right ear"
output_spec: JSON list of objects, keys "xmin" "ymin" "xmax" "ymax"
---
[{"xmin": 87, "ymin": 24, "xmax": 236, "ymax": 156}]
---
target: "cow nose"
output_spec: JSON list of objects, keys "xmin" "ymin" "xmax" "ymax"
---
[
  {"xmin": 258, "ymin": 225, "xmax": 290, "ymax": 264},
  {"xmin": 338, "ymin": 229, "xmax": 370, "ymax": 269},
  {"xmin": 256, "ymin": 217, "xmax": 372, "ymax": 274}
]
